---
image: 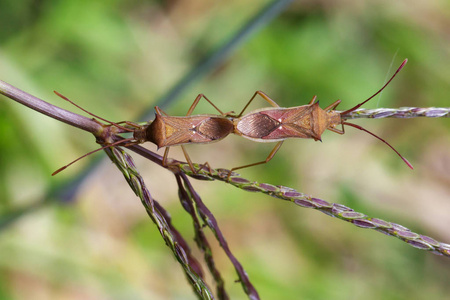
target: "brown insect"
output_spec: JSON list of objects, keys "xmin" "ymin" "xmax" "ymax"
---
[
  {"xmin": 53, "ymin": 59, "xmax": 411, "ymax": 177},
  {"xmin": 227, "ymin": 59, "xmax": 412, "ymax": 174},
  {"xmin": 52, "ymin": 92, "xmax": 236, "ymax": 175}
]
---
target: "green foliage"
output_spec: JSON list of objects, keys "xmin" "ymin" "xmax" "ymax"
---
[{"xmin": 0, "ymin": 0, "xmax": 449, "ymax": 299}]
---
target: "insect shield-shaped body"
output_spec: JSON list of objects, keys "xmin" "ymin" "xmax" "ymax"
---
[
  {"xmin": 234, "ymin": 101, "xmax": 341, "ymax": 143},
  {"xmin": 136, "ymin": 109, "xmax": 234, "ymax": 149}
]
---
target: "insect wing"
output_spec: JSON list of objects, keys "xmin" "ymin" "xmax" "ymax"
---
[
  {"xmin": 235, "ymin": 113, "xmax": 280, "ymax": 139},
  {"xmin": 197, "ymin": 117, "xmax": 234, "ymax": 140}
]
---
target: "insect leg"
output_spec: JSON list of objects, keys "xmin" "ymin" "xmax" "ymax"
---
[
  {"xmin": 235, "ymin": 91, "xmax": 281, "ymax": 118},
  {"xmin": 327, "ymin": 126, "xmax": 345, "ymax": 135},
  {"xmin": 163, "ymin": 147, "xmax": 194, "ymax": 171},
  {"xmin": 162, "ymin": 147, "xmax": 171, "ymax": 168},
  {"xmin": 227, "ymin": 141, "xmax": 284, "ymax": 180},
  {"xmin": 114, "ymin": 121, "xmax": 143, "ymax": 128},
  {"xmin": 52, "ymin": 137, "xmax": 135, "ymax": 176},
  {"xmin": 181, "ymin": 144, "xmax": 214, "ymax": 175},
  {"xmin": 54, "ymin": 91, "xmax": 133, "ymax": 132},
  {"xmin": 181, "ymin": 145, "xmax": 197, "ymax": 174},
  {"xmin": 162, "ymin": 146, "xmax": 194, "ymax": 173},
  {"xmin": 197, "ymin": 161, "xmax": 213, "ymax": 175},
  {"xmin": 107, "ymin": 120, "xmax": 146, "ymax": 134},
  {"xmin": 185, "ymin": 94, "xmax": 227, "ymax": 116}
]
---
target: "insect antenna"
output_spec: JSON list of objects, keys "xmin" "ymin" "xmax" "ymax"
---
[
  {"xmin": 342, "ymin": 121, "xmax": 413, "ymax": 169},
  {"xmin": 340, "ymin": 59, "xmax": 408, "ymax": 116},
  {"xmin": 52, "ymin": 91, "xmax": 141, "ymax": 175},
  {"xmin": 53, "ymin": 91, "xmax": 133, "ymax": 133},
  {"xmin": 52, "ymin": 137, "xmax": 136, "ymax": 176}
]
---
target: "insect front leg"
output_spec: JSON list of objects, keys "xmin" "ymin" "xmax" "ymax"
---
[
  {"xmin": 162, "ymin": 147, "xmax": 171, "ymax": 168},
  {"xmin": 327, "ymin": 125, "xmax": 345, "ymax": 135},
  {"xmin": 114, "ymin": 120, "xmax": 142, "ymax": 128},
  {"xmin": 111, "ymin": 120, "xmax": 145, "ymax": 134},
  {"xmin": 161, "ymin": 146, "xmax": 195, "ymax": 173},
  {"xmin": 180, "ymin": 145, "xmax": 199, "ymax": 174},
  {"xmin": 227, "ymin": 141, "xmax": 284, "ymax": 180}
]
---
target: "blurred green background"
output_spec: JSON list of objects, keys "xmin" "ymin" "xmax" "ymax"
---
[{"xmin": 1, "ymin": 0, "xmax": 449, "ymax": 299}]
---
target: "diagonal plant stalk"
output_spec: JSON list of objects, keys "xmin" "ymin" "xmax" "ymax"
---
[
  {"xmin": 104, "ymin": 141, "xmax": 261, "ymax": 299},
  {"xmin": 175, "ymin": 174, "xmax": 229, "ymax": 300},
  {"xmin": 177, "ymin": 172, "xmax": 260, "ymax": 300},
  {"xmin": 110, "ymin": 140, "xmax": 260, "ymax": 299},
  {"xmin": 179, "ymin": 163, "xmax": 450, "ymax": 258},
  {"xmin": 104, "ymin": 146, "xmax": 216, "ymax": 299}
]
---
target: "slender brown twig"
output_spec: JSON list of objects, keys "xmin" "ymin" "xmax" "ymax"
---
[{"xmin": 0, "ymin": 79, "xmax": 103, "ymax": 134}]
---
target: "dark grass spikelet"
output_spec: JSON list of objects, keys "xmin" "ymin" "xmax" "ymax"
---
[
  {"xmin": 180, "ymin": 163, "xmax": 450, "ymax": 258},
  {"xmin": 103, "ymin": 146, "xmax": 215, "ymax": 299},
  {"xmin": 340, "ymin": 107, "xmax": 450, "ymax": 119}
]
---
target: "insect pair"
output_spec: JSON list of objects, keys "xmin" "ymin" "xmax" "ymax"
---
[{"xmin": 53, "ymin": 59, "xmax": 412, "ymax": 178}]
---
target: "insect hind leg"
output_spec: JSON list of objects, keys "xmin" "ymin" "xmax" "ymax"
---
[
  {"xmin": 186, "ymin": 94, "xmax": 227, "ymax": 116},
  {"xmin": 226, "ymin": 141, "xmax": 284, "ymax": 180}
]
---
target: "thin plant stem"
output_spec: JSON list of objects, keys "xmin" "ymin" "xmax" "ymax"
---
[
  {"xmin": 179, "ymin": 163, "xmax": 450, "ymax": 258},
  {"xmin": 104, "ymin": 146, "xmax": 215, "ymax": 299},
  {"xmin": 0, "ymin": 80, "xmax": 102, "ymax": 134},
  {"xmin": 340, "ymin": 107, "xmax": 450, "ymax": 119}
]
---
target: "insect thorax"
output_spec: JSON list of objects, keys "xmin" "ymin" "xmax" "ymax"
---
[
  {"xmin": 144, "ymin": 114, "xmax": 165, "ymax": 148},
  {"xmin": 325, "ymin": 111, "xmax": 341, "ymax": 131}
]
